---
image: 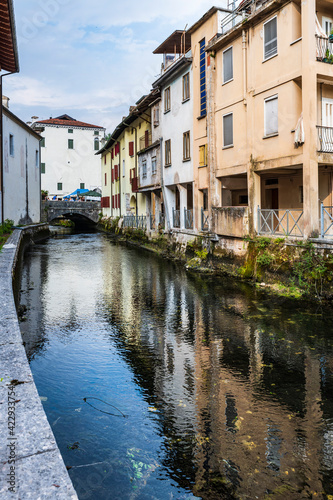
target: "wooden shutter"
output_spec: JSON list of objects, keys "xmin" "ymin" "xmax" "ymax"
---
[{"xmin": 129, "ymin": 141, "xmax": 134, "ymax": 156}]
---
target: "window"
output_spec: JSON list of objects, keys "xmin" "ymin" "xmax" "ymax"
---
[
  {"xmin": 164, "ymin": 87, "xmax": 171, "ymax": 113},
  {"xmin": 183, "ymin": 73, "xmax": 190, "ymax": 101},
  {"xmin": 57, "ymin": 183, "xmax": 63, "ymax": 191},
  {"xmin": 94, "ymin": 138, "xmax": 99, "ymax": 151},
  {"xmin": 152, "ymin": 156, "xmax": 157, "ymax": 175},
  {"xmin": 94, "ymin": 130, "xmax": 99, "ymax": 135},
  {"xmin": 183, "ymin": 131, "xmax": 190, "ymax": 161},
  {"xmin": 129, "ymin": 141, "xmax": 134, "ymax": 157},
  {"xmin": 153, "ymin": 105, "xmax": 160, "ymax": 127},
  {"xmin": 9, "ymin": 134, "xmax": 14, "ymax": 156},
  {"xmin": 223, "ymin": 46, "xmax": 233, "ymax": 83},
  {"xmin": 80, "ymin": 183, "xmax": 85, "ymax": 190},
  {"xmin": 68, "ymin": 129, "xmax": 73, "ymax": 134},
  {"xmin": 68, "ymin": 139, "xmax": 74, "ymax": 149},
  {"xmin": 40, "ymin": 137, "xmax": 45, "ymax": 147},
  {"xmin": 199, "ymin": 144, "xmax": 207, "ymax": 167},
  {"xmin": 264, "ymin": 17, "xmax": 277, "ymax": 60},
  {"xmin": 264, "ymin": 95, "xmax": 278, "ymax": 136},
  {"xmin": 105, "ymin": 173, "xmax": 107, "ymax": 186},
  {"xmin": 41, "ymin": 163, "xmax": 45, "ymax": 174},
  {"xmin": 199, "ymin": 39, "xmax": 206, "ymax": 116},
  {"xmin": 165, "ymin": 139, "xmax": 171, "ymax": 166},
  {"xmin": 223, "ymin": 113, "xmax": 233, "ymax": 148},
  {"xmin": 322, "ymin": 16, "xmax": 333, "ymax": 36},
  {"xmin": 35, "ymin": 150, "xmax": 39, "ymax": 167},
  {"xmin": 142, "ymin": 159, "xmax": 147, "ymax": 179}
]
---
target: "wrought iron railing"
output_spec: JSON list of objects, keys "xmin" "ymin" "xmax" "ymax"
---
[
  {"xmin": 321, "ymin": 204, "xmax": 333, "ymax": 238},
  {"xmin": 173, "ymin": 209, "xmax": 180, "ymax": 228},
  {"xmin": 316, "ymin": 35, "xmax": 333, "ymax": 63},
  {"xmin": 317, "ymin": 126, "xmax": 333, "ymax": 153},
  {"xmin": 184, "ymin": 209, "xmax": 193, "ymax": 230},
  {"xmin": 258, "ymin": 208, "xmax": 304, "ymax": 237},
  {"xmin": 123, "ymin": 215, "xmax": 147, "ymax": 230},
  {"xmin": 201, "ymin": 208, "xmax": 209, "ymax": 231}
]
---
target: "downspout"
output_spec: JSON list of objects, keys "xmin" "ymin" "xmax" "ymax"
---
[
  {"xmin": 160, "ymin": 137, "xmax": 171, "ymax": 231},
  {"xmin": 0, "ymin": 71, "xmax": 16, "ymax": 224},
  {"xmin": 25, "ymin": 138, "xmax": 29, "ymax": 221}
]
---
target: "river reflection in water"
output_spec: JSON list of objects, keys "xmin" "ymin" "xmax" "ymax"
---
[{"xmin": 19, "ymin": 232, "xmax": 333, "ymax": 500}]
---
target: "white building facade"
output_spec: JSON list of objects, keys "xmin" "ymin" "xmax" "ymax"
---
[
  {"xmin": 151, "ymin": 31, "xmax": 194, "ymax": 231},
  {"xmin": 2, "ymin": 105, "xmax": 41, "ymax": 225},
  {"xmin": 32, "ymin": 114, "xmax": 105, "ymax": 198}
]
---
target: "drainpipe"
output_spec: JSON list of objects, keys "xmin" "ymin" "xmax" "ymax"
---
[
  {"xmin": 160, "ymin": 137, "xmax": 171, "ymax": 231},
  {"xmin": 0, "ymin": 71, "xmax": 16, "ymax": 225}
]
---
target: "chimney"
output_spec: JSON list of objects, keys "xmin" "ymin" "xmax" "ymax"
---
[{"xmin": 2, "ymin": 96, "xmax": 10, "ymax": 108}]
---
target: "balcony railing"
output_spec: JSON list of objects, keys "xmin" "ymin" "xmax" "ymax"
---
[
  {"xmin": 321, "ymin": 203, "xmax": 333, "ymax": 239},
  {"xmin": 317, "ymin": 126, "xmax": 333, "ymax": 153},
  {"xmin": 258, "ymin": 208, "xmax": 304, "ymax": 237},
  {"xmin": 316, "ymin": 35, "xmax": 333, "ymax": 64},
  {"xmin": 184, "ymin": 208, "xmax": 193, "ymax": 230},
  {"xmin": 172, "ymin": 209, "xmax": 180, "ymax": 228},
  {"xmin": 201, "ymin": 209, "xmax": 209, "ymax": 231},
  {"xmin": 123, "ymin": 215, "xmax": 147, "ymax": 230},
  {"xmin": 139, "ymin": 132, "xmax": 152, "ymax": 151}
]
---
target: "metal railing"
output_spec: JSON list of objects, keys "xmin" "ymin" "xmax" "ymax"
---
[
  {"xmin": 316, "ymin": 35, "xmax": 333, "ymax": 63},
  {"xmin": 123, "ymin": 215, "xmax": 147, "ymax": 230},
  {"xmin": 184, "ymin": 209, "xmax": 193, "ymax": 230},
  {"xmin": 173, "ymin": 209, "xmax": 180, "ymax": 228},
  {"xmin": 321, "ymin": 204, "xmax": 333, "ymax": 238},
  {"xmin": 159, "ymin": 212, "xmax": 166, "ymax": 229},
  {"xmin": 201, "ymin": 208, "xmax": 209, "ymax": 231},
  {"xmin": 258, "ymin": 208, "xmax": 304, "ymax": 237},
  {"xmin": 317, "ymin": 125, "xmax": 333, "ymax": 153}
]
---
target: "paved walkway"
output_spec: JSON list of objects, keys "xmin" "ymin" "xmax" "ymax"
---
[{"xmin": 0, "ymin": 226, "xmax": 78, "ymax": 499}]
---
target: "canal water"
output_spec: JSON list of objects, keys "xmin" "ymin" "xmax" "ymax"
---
[{"xmin": 18, "ymin": 231, "xmax": 333, "ymax": 500}]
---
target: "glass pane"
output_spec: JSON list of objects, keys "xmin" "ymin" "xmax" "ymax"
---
[{"xmin": 223, "ymin": 114, "xmax": 233, "ymax": 146}]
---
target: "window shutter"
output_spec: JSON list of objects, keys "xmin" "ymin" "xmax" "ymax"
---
[
  {"xmin": 264, "ymin": 18, "xmax": 277, "ymax": 59},
  {"xmin": 129, "ymin": 141, "xmax": 134, "ymax": 157},
  {"xmin": 145, "ymin": 130, "xmax": 149, "ymax": 148},
  {"xmin": 265, "ymin": 97, "xmax": 278, "ymax": 135},
  {"xmin": 118, "ymin": 194, "xmax": 120, "ymax": 209},
  {"xmin": 223, "ymin": 47, "xmax": 233, "ymax": 83},
  {"xmin": 223, "ymin": 114, "xmax": 233, "ymax": 147},
  {"xmin": 105, "ymin": 173, "xmax": 107, "ymax": 186}
]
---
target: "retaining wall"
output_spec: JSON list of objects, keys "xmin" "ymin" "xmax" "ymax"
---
[{"xmin": 0, "ymin": 225, "xmax": 78, "ymax": 499}]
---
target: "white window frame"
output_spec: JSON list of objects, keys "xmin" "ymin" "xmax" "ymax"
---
[
  {"xmin": 263, "ymin": 16, "xmax": 277, "ymax": 61},
  {"xmin": 142, "ymin": 159, "xmax": 147, "ymax": 179},
  {"xmin": 152, "ymin": 156, "xmax": 157, "ymax": 175},
  {"xmin": 223, "ymin": 46, "xmax": 233, "ymax": 84},
  {"xmin": 322, "ymin": 16, "xmax": 333, "ymax": 36},
  {"xmin": 164, "ymin": 87, "xmax": 171, "ymax": 113},
  {"xmin": 183, "ymin": 131, "xmax": 191, "ymax": 161},
  {"xmin": 223, "ymin": 113, "xmax": 233, "ymax": 148},
  {"xmin": 264, "ymin": 94, "xmax": 278, "ymax": 137}
]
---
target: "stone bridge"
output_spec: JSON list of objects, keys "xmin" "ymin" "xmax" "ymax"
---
[{"xmin": 42, "ymin": 200, "xmax": 101, "ymax": 226}]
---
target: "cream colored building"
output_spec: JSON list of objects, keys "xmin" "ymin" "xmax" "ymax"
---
[{"xmin": 200, "ymin": 0, "xmax": 333, "ymax": 240}]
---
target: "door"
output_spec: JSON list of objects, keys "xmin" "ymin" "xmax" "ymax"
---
[
  {"xmin": 322, "ymin": 16, "xmax": 333, "ymax": 36},
  {"xmin": 322, "ymin": 98, "xmax": 333, "ymax": 151}
]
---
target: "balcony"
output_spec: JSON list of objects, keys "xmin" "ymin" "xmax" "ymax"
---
[
  {"xmin": 139, "ymin": 132, "xmax": 152, "ymax": 151},
  {"xmin": 317, "ymin": 126, "xmax": 333, "ymax": 153},
  {"xmin": 316, "ymin": 35, "xmax": 333, "ymax": 64}
]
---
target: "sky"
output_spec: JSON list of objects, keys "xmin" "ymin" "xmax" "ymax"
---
[{"xmin": 3, "ymin": 0, "xmax": 218, "ymax": 134}]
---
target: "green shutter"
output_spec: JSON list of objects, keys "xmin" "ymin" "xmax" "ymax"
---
[{"xmin": 41, "ymin": 163, "xmax": 45, "ymax": 174}]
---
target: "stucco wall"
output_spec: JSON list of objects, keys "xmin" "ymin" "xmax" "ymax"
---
[{"xmin": 3, "ymin": 113, "xmax": 41, "ymax": 225}]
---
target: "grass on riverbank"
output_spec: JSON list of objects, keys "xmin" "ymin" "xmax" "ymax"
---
[{"xmin": 0, "ymin": 219, "xmax": 14, "ymax": 251}]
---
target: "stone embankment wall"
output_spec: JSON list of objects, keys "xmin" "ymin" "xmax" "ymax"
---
[{"xmin": 0, "ymin": 225, "xmax": 78, "ymax": 499}]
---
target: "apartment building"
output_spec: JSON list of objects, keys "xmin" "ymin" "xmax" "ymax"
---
[{"xmin": 204, "ymin": 0, "xmax": 333, "ymax": 240}]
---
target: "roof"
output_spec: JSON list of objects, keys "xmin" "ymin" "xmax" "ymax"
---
[
  {"xmin": 152, "ymin": 55, "xmax": 192, "ymax": 89},
  {"xmin": 3, "ymin": 107, "xmax": 41, "ymax": 140},
  {"xmin": 34, "ymin": 114, "xmax": 104, "ymax": 129},
  {"xmin": 97, "ymin": 88, "xmax": 161, "ymax": 155},
  {"xmin": 187, "ymin": 6, "xmax": 231, "ymax": 35},
  {"xmin": 153, "ymin": 30, "xmax": 191, "ymax": 54},
  {"xmin": 0, "ymin": 0, "xmax": 19, "ymax": 73}
]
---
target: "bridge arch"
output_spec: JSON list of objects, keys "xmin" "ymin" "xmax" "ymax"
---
[{"xmin": 42, "ymin": 201, "xmax": 100, "ymax": 227}]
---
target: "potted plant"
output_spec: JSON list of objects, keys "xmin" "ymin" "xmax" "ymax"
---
[{"xmin": 329, "ymin": 29, "xmax": 333, "ymax": 42}]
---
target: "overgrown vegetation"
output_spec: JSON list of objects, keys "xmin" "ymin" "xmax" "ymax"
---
[
  {"xmin": 53, "ymin": 219, "xmax": 75, "ymax": 228},
  {"xmin": 240, "ymin": 237, "xmax": 333, "ymax": 299},
  {"xmin": 0, "ymin": 219, "xmax": 14, "ymax": 251}
]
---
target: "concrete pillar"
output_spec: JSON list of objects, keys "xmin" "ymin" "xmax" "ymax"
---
[
  {"xmin": 302, "ymin": 0, "xmax": 319, "ymax": 238},
  {"xmin": 207, "ymin": 51, "xmax": 219, "ymax": 234},
  {"xmin": 178, "ymin": 184, "xmax": 187, "ymax": 229},
  {"xmin": 247, "ymin": 168, "xmax": 261, "ymax": 236}
]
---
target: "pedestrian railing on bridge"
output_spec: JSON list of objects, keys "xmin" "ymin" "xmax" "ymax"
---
[{"xmin": 258, "ymin": 208, "xmax": 304, "ymax": 237}]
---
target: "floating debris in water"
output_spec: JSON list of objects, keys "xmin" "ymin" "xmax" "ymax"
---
[
  {"xmin": 40, "ymin": 396, "xmax": 48, "ymax": 402},
  {"xmin": 148, "ymin": 406, "xmax": 158, "ymax": 412}
]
